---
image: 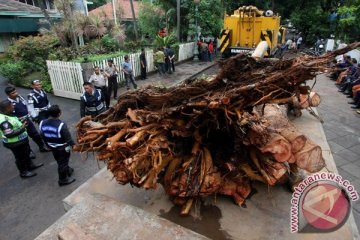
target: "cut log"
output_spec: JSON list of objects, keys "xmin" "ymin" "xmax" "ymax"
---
[
  {"xmin": 299, "ymin": 92, "xmax": 321, "ymax": 108},
  {"xmin": 295, "ymin": 139, "xmax": 325, "ymax": 173}
]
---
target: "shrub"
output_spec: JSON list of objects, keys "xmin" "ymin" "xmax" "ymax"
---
[
  {"xmin": 52, "ymin": 47, "xmax": 79, "ymax": 61},
  {"xmin": 154, "ymin": 34, "xmax": 177, "ymax": 48},
  {"xmin": 101, "ymin": 34, "xmax": 120, "ymax": 52},
  {"xmin": 123, "ymin": 40, "xmax": 144, "ymax": 52},
  {"xmin": 0, "ymin": 61, "xmax": 27, "ymax": 85},
  {"xmin": 7, "ymin": 34, "xmax": 59, "ymax": 69}
]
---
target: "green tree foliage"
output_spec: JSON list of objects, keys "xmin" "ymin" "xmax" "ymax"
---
[
  {"xmin": 182, "ymin": 0, "xmax": 223, "ymax": 38},
  {"xmin": 337, "ymin": 1, "xmax": 360, "ymax": 42},
  {"xmin": 138, "ymin": 3, "xmax": 165, "ymax": 37},
  {"xmin": 222, "ymin": 0, "xmax": 270, "ymax": 14},
  {"xmin": 290, "ymin": 4, "xmax": 332, "ymax": 44},
  {"xmin": 7, "ymin": 35, "xmax": 59, "ymax": 70},
  {"xmin": 154, "ymin": 34, "xmax": 177, "ymax": 47}
]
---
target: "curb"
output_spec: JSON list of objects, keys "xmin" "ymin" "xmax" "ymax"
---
[{"xmin": 170, "ymin": 61, "xmax": 218, "ymax": 88}]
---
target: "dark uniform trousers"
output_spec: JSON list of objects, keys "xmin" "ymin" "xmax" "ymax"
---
[
  {"xmin": 107, "ymin": 76, "xmax": 118, "ymax": 99},
  {"xmin": 95, "ymin": 86, "xmax": 110, "ymax": 109},
  {"xmin": 7, "ymin": 140, "xmax": 32, "ymax": 173},
  {"xmin": 26, "ymin": 118, "xmax": 44, "ymax": 147},
  {"xmin": 141, "ymin": 65, "xmax": 147, "ymax": 79},
  {"xmin": 51, "ymin": 147, "xmax": 71, "ymax": 180},
  {"xmin": 37, "ymin": 111, "xmax": 50, "ymax": 123}
]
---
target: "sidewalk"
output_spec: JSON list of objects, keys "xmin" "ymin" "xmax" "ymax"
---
[
  {"xmin": 314, "ymin": 74, "xmax": 360, "ymax": 229},
  {"xmin": 110, "ymin": 60, "xmax": 216, "ymax": 104}
]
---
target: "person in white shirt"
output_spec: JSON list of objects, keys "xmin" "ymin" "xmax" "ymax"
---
[
  {"xmin": 297, "ymin": 36, "xmax": 303, "ymax": 49},
  {"xmin": 88, "ymin": 66, "xmax": 109, "ymax": 109}
]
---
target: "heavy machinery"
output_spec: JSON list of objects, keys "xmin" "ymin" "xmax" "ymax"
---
[{"xmin": 219, "ymin": 5, "xmax": 286, "ymax": 57}]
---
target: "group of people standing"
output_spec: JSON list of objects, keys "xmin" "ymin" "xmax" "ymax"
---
[
  {"xmin": 0, "ymin": 47, "xmax": 174, "ymax": 184},
  {"xmin": 0, "ymin": 81, "xmax": 75, "ymax": 186},
  {"xmin": 154, "ymin": 46, "xmax": 175, "ymax": 75},
  {"xmin": 81, "ymin": 55, "xmax": 139, "ymax": 117},
  {"xmin": 197, "ymin": 38, "xmax": 217, "ymax": 62}
]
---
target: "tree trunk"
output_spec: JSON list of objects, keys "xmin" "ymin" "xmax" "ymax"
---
[
  {"xmin": 129, "ymin": 0, "xmax": 139, "ymax": 40},
  {"xmin": 38, "ymin": 0, "xmax": 52, "ymax": 28},
  {"xmin": 68, "ymin": 4, "xmax": 79, "ymax": 51},
  {"xmin": 176, "ymin": 0, "xmax": 180, "ymax": 41}
]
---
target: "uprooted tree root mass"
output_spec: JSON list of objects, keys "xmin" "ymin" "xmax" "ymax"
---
[{"xmin": 74, "ymin": 43, "xmax": 360, "ymax": 215}]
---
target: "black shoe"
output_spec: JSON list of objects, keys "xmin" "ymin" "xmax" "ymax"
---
[
  {"xmin": 338, "ymin": 89, "xmax": 344, "ymax": 92},
  {"xmin": 346, "ymin": 95, "xmax": 353, "ymax": 98},
  {"xmin": 28, "ymin": 162, "xmax": 44, "ymax": 171},
  {"xmin": 68, "ymin": 167, "xmax": 74, "ymax": 177},
  {"xmin": 113, "ymin": 96, "xmax": 117, "ymax": 100},
  {"xmin": 348, "ymin": 101, "xmax": 356, "ymax": 105},
  {"xmin": 344, "ymin": 91, "xmax": 350, "ymax": 95},
  {"xmin": 39, "ymin": 146, "xmax": 51, "ymax": 152},
  {"xmin": 351, "ymin": 105, "xmax": 360, "ymax": 109},
  {"xmin": 20, "ymin": 171, "xmax": 37, "ymax": 178},
  {"xmin": 29, "ymin": 150, "xmax": 36, "ymax": 159},
  {"xmin": 58, "ymin": 177, "xmax": 76, "ymax": 186},
  {"xmin": 134, "ymin": 84, "xmax": 138, "ymax": 89}
]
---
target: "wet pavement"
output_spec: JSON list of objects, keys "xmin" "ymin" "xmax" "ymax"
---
[
  {"xmin": 313, "ymin": 74, "xmax": 360, "ymax": 229},
  {"xmin": 0, "ymin": 60, "xmax": 215, "ymax": 240}
]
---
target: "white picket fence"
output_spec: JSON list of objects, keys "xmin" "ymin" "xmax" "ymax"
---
[
  {"xmin": 93, "ymin": 50, "xmax": 155, "ymax": 82},
  {"xmin": 46, "ymin": 61, "xmax": 84, "ymax": 100},
  {"xmin": 47, "ymin": 43, "xmax": 195, "ymax": 100},
  {"xmin": 178, "ymin": 42, "xmax": 196, "ymax": 62}
]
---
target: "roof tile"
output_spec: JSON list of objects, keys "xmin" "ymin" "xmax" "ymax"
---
[{"xmin": 89, "ymin": 0, "xmax": 139, "ymax": 20}]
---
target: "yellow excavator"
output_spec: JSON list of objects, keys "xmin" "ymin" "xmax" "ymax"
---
[{"xmin": 219, "ymin": 5, "xmax": 286, "ymax": 57}]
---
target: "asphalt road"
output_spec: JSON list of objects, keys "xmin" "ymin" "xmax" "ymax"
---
[
  {"xmin": 0, "ymin": 76, "xmax": 105, "ymax": 240},
  {"xmin": 0, "ymin": 60, "xmax": 215, "ymax": 240}
]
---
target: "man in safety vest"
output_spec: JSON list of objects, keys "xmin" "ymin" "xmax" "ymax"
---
[
  {"xmin": 80, "ymin": 82, "xmax": 106, "ymax": 118},
  {"xmin": 5, "ymin": 86, "xmax": 50, "ymax": 156},
  {"xmin": 0, "ymin": 100, "xmax": 43, "ymax": 178},
  {"xmin": 39, "ymin": 105, "xmax": 76, "ymax": 186}
]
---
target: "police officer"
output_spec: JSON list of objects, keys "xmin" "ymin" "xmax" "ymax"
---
[
  {"xmin": 0, "ymin": 100, "xmax": 43, "ymax": 178},
  {"xmin": 5, "ymin": 86, "xmax": 50, "ymax": 154},
  {"xmin": 104, "ymin": 59, "xmax": 119, "ymax": 100},
  {"xmin": 28, "ymin": 80, "xmax": 51, "ymax": 123},
  {"xmin": 39, "ymin": 105, "xmax": 76, "ymax": 186},
  {"xmin": 88, "ymin": 66, "xmax": 109, "ymax": 109},
  {"xmin": 80, "ymin": 82, "xmax": 106, "ymax": 118}
]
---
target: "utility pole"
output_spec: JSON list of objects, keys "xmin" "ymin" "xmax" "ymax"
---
[
  {"xmin": 177, "ymin": 0, "xmax": 180, "ymax": 41},
  {"xmin": 112, "ymin": 0, "xmax": 117, "ymax": 25},
  {"xmin": 129, "ymin": 0, "xmax": 138, "ymax": 40},
  {"xmin": 83, "ymin": 0, "xmax": 89, "ymax": 16},
  {"xmin": 193, "ymin": 0, "xmax": 200, "ymax": 61}
]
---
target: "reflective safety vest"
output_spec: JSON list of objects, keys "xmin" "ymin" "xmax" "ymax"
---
[
  {"xmin": 39, "ymin": 119, "xmax": 66, "ymax": 149},
  {"xmin": 81, "ymin": 89, "xmax": 105, "ymax": 114},
  {"xmin": 28, "ymin": 89, "xmax": 50, "ymax": 109},
  {"xmin": 0, "ymin": 114, "xmax": 28, "ymax": 144}
]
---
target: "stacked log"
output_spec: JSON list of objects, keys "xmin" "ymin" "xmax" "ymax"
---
[{"xmin": 74, "ymin": 42, "xmax": 360, "ymax": 215}]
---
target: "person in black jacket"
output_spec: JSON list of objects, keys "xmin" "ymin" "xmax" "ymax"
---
[
  {"xmin": 80, "ymin": 82, "xmax": 106, "ymax": 118},
  {"xmin": 5, "ymin": 86, "xmax": 50, "ymax": 155},
  {"xmin": 39, "ymin": 105, "xmax": 75, "ymax": 186},
  {"xmin": 28, "ymin": 80, "xmax": 51, "ymax": 123},
  {"xmin": 140, "ymin": 48, "xmax": 147, "ymax": 80},
  {"xmin": 0, "ymin": 100, "xmax": 43, "ymax": 178}
]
